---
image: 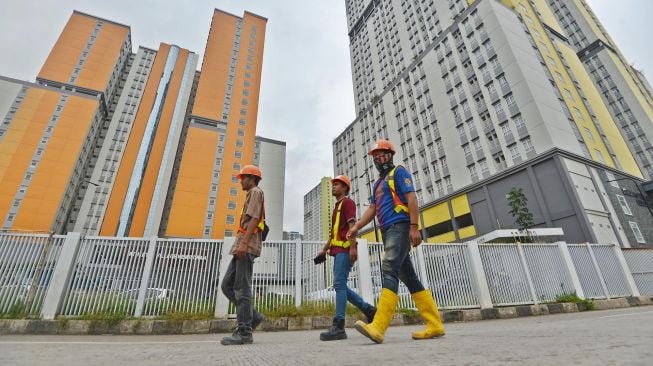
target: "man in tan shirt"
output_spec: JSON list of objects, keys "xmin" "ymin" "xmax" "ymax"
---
[{"xmin": 221, "ymin": 165, "xmax": 266, "ymax": 346}]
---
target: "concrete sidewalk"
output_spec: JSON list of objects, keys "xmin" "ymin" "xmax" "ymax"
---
[{"xmin": 1, "ymin": 307, "xmax": 652, "ymax": 366}]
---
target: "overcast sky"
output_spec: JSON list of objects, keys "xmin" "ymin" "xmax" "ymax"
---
[{"xmin": 1, "ymin": 1, "xmax": 651, "ymax": 233}]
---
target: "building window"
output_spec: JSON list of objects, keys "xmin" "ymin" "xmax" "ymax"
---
[
  {"xmin": 479, "ymin": 159, "xmax": 489, "ymax": 174},
  {"xmin": 230, "ymin": 188, "xmax": 238, "ymax": 196},
  {"xmin": 605, "ymin": 171, "xmax": 619, "ymax": 188},
  {"xmin": 594, "ymin": 149, "xmax": 605, "ymax": 163},
  {"xmin": 522, "ymin": 137, "xmax": 534, "ymax": 153},
  {"xmin": 616, "ymin": 195, "xmax": 632, "ymax": 215},
  {"xmin": 226, "ymin": 215, "xmax": 235, "ymax": 225},
  {"xmin": 228, "ymin": 201, "xmax": 236, "ymax": 210},
  {"xmin": 225, "ymin": 229, "xmax": 234, "ymax": 237},
  {"xmin": 629, "ymin": 221, "xmax": 645, "ymax": 243},
  {"xmin": 584, "ymin": 127, "xmax": 595, "ymax": 142},
  {"xmin": 509, "ymin": 144, "xmax": 520, "ymax": 160}
]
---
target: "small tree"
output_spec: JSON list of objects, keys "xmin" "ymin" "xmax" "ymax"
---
[{"xmin": 506, "ymin": 187, "xmax": 534, "ymax": 236}]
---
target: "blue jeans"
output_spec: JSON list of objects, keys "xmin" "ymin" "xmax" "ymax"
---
[
  {"xmin": 381, "ymin": 222, "xmax": 425, "ymax": 294},
  {"xmin": 333, "ymin": 252, "xmax": 372, "ymax": 320}
]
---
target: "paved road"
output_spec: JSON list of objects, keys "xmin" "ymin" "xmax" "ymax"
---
[{"xmin": 1, "ymin": 307, "xmax": 652, "ymax": 366}]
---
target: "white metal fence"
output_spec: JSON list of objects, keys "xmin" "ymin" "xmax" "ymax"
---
[
  {"xmin": 567, "ymin": 243, "xmax": 632, "ymax": 299},
  {"xmin": 623, "ymin": 249, "xmax": 653, "ymax": 296},
  {"xmin": 0, "ymin": 233, "xmax": 65, "ymax": 315},
  {"xmin": 0, "ymin": 232, "xmax": 648, "ymax": 319}
]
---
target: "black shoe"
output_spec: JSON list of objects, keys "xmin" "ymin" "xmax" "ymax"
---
[
  {"xmin": 363, "ymin": 306, "xmax": 377, "ymax": 323},
  {"xmin": 221, "ymin": 326, "xmax": 253, "ymax": 345},
  {"xmin": 252, "ymin": 310, "xmax": 265, "ymax": 331},
  {"xmin": 320, "ymin": 318, "xmax": 347, "ymax": 341}
]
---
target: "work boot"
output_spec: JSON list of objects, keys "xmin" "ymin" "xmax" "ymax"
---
[
  {"xmin": 252, "ymin": 310, "xmax": 265, "ymax": 331},
  {"xmin": 221, "ymin": 326, "xmax": 253, "ymax": 345},
  {"xmin": 319, "ymin": 318, "xmax": 347, "ymax": 341},
  {"xmin": 362, "ymin": 305, "xmax": 377, "ymax": 323},
  {"xmin": 411, "ymin": 289, "xmax": 445, "ymax": 340},
  {"xmin": 354, "ymin": 288, "xmax": 399, "ymax": 344}
]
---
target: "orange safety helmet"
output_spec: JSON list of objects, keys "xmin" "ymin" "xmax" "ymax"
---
[
  {"xmin": 236, "ymin": 165, "xmax": 262, "ymax": 180},
  {"xmin": 368, "ymin": 139, "xmax": 396, "ymax": 155},
  {"xmin": 331, "ymin": 175, "xmax": 351, "ymax": 191}
]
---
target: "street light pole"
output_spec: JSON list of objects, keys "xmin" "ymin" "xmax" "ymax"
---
[{"xmin": 360, "ymin": 170, "xmax": 379, "ymax": 242}]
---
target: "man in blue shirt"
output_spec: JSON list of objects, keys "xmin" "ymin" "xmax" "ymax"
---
[{"xmin": 347, "ymin": 139, "xmax": 445, "ymax": 344}]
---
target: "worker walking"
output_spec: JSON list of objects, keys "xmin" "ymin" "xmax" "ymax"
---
[
  {"xmin": 317, "ymin": 175, "xmax": 376, "ymax": 341},
  {"xmin": 347, "ymin": 139, "xmax": 445, "ymax": 344},
  {"xmin": 221, "ymin": 165, "xmax": 266, "ymax": 346}
]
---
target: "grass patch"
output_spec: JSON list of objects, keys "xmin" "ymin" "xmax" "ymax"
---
[
  {"xmin": 553, "ymin": 292, "xmax": 595, "ymax": 310},
  {"xmin": 157, "ymin": 310, "xmax": 214, "ymax": 321},
  {"xmin": 260, "ymin": 301, "xmax": 359, "ymax": 319},
  {"xmin": 75, "ymin": 311, "xmax": 130, "ymax": 332},
  {"xmin": 0, "ymin": 301, "xmax": 29, "ymax": 319},
  {"xmin": 397, "ymin": 308, "xmax": 419, "ymax": 317}
]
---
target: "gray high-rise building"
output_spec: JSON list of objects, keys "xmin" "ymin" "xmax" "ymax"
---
[{"xmin": 334, "ymin": 0, "xmax": 653, "ymax": 247}]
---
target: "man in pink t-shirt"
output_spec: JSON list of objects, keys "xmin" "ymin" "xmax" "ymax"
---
[{"xmin": 316, "ymin": 175, "xmax": 376, "ymax": 341}]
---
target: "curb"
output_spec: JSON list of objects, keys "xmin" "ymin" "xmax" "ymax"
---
[{"xmin": 1, "ymin": 296, "xmax": 651, "ymax": 336}]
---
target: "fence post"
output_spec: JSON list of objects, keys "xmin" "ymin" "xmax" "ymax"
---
[
  {"xmin": 465, "ymin": 241, "xmax": 493, "ymax": 309},
  {"xmin": 356, "ymin": 239, "xmax": 375, "ymax": 304},
  {"xmin": 611, "ymin": 244, "xmax": 641, "ymax": 297},
  {"xmin": 415, "ymin": 244, "xmax": 430, "ymax": 289},
  {"xmin": 556, "ymin": 241, "xmax": 585, "ymax": 298},
  {"xmin": 214, "ymin": 237, "xmax": 235, "ymax": 318},
  {"xmin": 516, "ymin": 242, "xmax": 539, "ymax": 304},
  {"xmin": 134, "ymin": 236, "xmax": 158, "ymax": 317},
  {"xmin": 586, "ymin": 243, "xmax": 611, "ymax": 298},
  {"xmin": 40, "ymin": 232, "xmax": 82, "ymax": 320},
  {"xmin": 294, "ymin": 238, "xmax": 303, "ymax": 308}
]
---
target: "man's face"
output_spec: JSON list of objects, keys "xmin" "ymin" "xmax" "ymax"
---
[
  {"xmin": 372, "ymin": 150, "xmax": 392, "ymax": 164},
  {"xmin": 332, "ymin": 181, "xmax": 346, "ymax": 196},
  {"xmin": 240, "ymin": 175, "xmax": 253, "ymax": 190}
]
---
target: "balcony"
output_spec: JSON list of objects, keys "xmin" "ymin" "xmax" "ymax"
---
[
  {"xmin": 481, "ymin": 71, "xmax": 492, "ymax": 85},
  {"xmin": 480, "ymin": 30, "xmax": 489, "ymax": 43},
  {"xmin": 460, "ymin": 50, "xmax": 470, "ymax": 63},
  {"xmin": 471, "ymin": 83, "xmax": 481, "ymax": 96},
  {"xmin": 487, "ymin": 47, "xmax": 497, "ymax": 61},
  {"xmin": 496, "ymin": 109, "xmax": 507, "ymax": 122},
  {"xmin": 453, "ymin": 73, "xmax": 461, "ymax": 85},
  {"xmin": 465, "ymin": 66, "xmax": 475, "ymax": 79},
  {"xmin": 508, "ymin": 103, "xmax": 520, "ymax": 117},
  {"xmin": 469, "ymin": 38, "xmax": 479, "ymax": 51},
  {"xmin": 469, "ymin": 127, "xmax": 479, "ymax": 140},
  {"xmin": 517, "ymin": 126, "xmax": 529, "ymax": 139},
  {"xmin": 500, "ymin": 82, "xmax": 511, "ymax": 96}
]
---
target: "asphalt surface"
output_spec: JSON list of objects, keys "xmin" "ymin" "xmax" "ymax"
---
[{"xmin": 1, "ymin": 307, "xmax": 652, "ymax": 365}]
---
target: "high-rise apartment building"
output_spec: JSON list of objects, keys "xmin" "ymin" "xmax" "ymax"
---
[
  {"xmin": 335, "ymin": 0, "xmax": 652, "ymax": 247},
  {"xmin": 0, "ymin": 9, "xmax": 285, "ymax": 239},
  {"xmin": 254, "ymin": 136, "xmax": 286, "ymax": 241},
  {"xmin": 303, "ymin": 177, "xmax": 335, "ymax": 241},
  {"xmin": 1, "ymin": 12, "xmax": 131, "ymax": 234},
  {"xmin": 165, "ymin": 10, "xmax": 268, "ymax": 239}
]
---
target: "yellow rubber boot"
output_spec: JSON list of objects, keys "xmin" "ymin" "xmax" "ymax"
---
[
  {"xmin": 354, "ymin": 288, "xmax": 399, "ymax": 344},
  {"xmin": 411, "ymin": 289, "xmax": 445, "ymax": 339}
]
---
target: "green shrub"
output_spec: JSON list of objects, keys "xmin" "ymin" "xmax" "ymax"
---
[{"xmin": 554, "ymin": 292, "xmax": 595, "ymax": 310}]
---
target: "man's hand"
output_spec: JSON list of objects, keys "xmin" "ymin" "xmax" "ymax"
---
[
  {"xmin": 318, "ymin": 248, "xmax": 328, "ymax": 257},
  {"xmin": 409, "ymin": 226, "xmax": 422, "ymax": 247},
  {"xmin": 234, "ymin": 241, "xmax": 249, "ymax": 260},
  {"xmin": 346, "ymin": 223, "xmax": 359, "ymax": 240},
  {"xmin": 349, "ymin": 246, "xmax": 358, "ymax": 264}
]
